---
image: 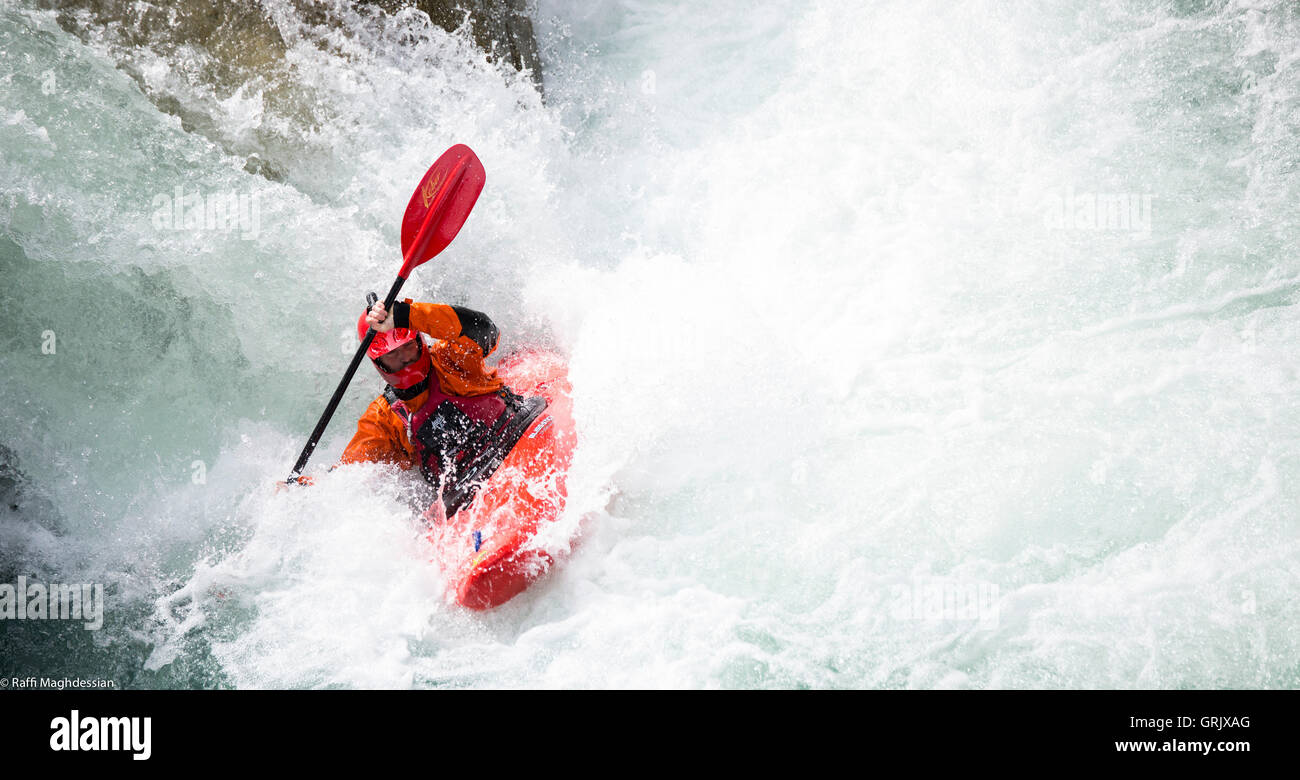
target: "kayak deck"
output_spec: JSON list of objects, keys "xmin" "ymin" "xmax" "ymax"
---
[{"xmin": 422, "ymin": 350, "xmax": 576, "ymax": 609}]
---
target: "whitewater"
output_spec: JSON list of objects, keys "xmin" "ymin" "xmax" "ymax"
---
[{"xmin": 1, "ymin": 0, "xmax": 1297, "ymax": 688}]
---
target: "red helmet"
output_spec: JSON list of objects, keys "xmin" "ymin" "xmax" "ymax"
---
[{"xmin": 357, "ymin": 312, "xmax": 432, "ymax": 390}]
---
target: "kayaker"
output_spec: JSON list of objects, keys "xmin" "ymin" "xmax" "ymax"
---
[
  {"xmin": 327, "ymin": 298, "xmax": 544, "ymax": 514},
  {"xmin": 281, "ymin": 298, "xmax": 546, "ymax": 513}
]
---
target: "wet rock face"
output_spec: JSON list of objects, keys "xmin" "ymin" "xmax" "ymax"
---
[
  {"xmin": 367, "ymin": 0, "xmax": 541, "ymax": 89},
  {"xmin": 38, "ymin": 1, "xmax": 287, "ymax": 59},
  {"xmin": 37, "ymin": 1, "xmax": 542, "ymax": 89},
  {"xmin": 32, "ymin": 0, "xmax": 543, "ymax": 185},
  {"xmin": 417, "ymin": 1, "xmax": 540, "ymax": 88}
]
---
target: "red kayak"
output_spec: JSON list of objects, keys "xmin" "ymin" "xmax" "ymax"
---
[{"xmin": 421, "ymin": 349, "xmax": 577, "ymax": 609}]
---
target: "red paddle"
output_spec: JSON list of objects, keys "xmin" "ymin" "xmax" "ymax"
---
[
  {"xmin": 400, "ymin": 144, "xmax": 487, "ymax": 277},
  {"xmin": 287, "ymin": 144, "xmax": 487, "ymax": 480}
]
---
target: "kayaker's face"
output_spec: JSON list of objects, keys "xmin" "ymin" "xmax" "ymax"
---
[{"xmin": 378, "ymin": 339, "xmax": 422, "ymax": 373}]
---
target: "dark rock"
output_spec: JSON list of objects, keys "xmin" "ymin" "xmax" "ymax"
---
[
  {"xmin": 33, "ymin": 0, "xmax": 544, "ymax": 190},
  {"xmin": 40, "ymin": 1, "xmax": 541, "ymax": 87},
  {"xmin": 360, "ymin": 1, "xmax": 542, "ymax": 91}
]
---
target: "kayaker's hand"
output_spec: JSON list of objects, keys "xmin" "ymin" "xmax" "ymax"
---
[
  {"xmin": 366, "ymin": 302, "xmax": 395, "ymax": 333},
  {"xmin": 273, "ymin": 474, "xmax": 315, "ymax": 493}
]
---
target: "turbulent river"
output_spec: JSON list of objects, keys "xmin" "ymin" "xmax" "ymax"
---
[{"xmin": 1, "ymin": 0, "xmax": 1298, "ymax": 688}]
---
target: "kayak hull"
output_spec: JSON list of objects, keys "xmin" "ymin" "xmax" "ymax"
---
[{"xmin": 423, "ymin": 350, "xmax": 576, "ymax": 609}]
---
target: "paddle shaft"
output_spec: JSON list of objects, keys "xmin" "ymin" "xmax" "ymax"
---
[{"xmin": 287, "ymin": 276, "xmax": 406, "ymax": 480}]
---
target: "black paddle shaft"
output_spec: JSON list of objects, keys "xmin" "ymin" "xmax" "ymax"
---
[{"xmin": 287, "ymin": 275, "xmax": 407, "ymax": 480}]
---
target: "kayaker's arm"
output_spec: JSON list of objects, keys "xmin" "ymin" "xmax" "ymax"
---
[
  {"xmin": 338, "ymin": 395, "xmax": 416, "ymax": 469},
  {"xmin": 368, "ymin": 298, "xmax": 499, "ymax": 354},
  {"xmin": 389, "ymin": 300, "xmax": 500, "ymax": 356}
]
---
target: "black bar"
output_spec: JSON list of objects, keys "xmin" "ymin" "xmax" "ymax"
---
[{"xmin": 0, "ymin": 689, "xmax": 1290, "ymax": 768}]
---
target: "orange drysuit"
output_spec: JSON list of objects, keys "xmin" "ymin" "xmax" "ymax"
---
[{"xmin": 340, "ymin": 300, "xmax": 503, "ymax": 471}]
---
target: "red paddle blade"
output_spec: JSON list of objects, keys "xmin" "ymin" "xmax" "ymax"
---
[{"xmin": 400, "ymin": 144, "xmax": 487, "ymax": 277}]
